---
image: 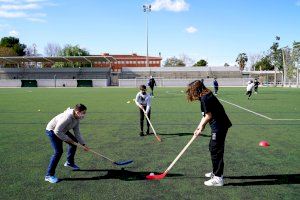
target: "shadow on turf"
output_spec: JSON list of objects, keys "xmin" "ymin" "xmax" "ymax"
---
[
  {"xmin": 60, "ymin": 169, "xmax": 184, "ymax": 182},
  {"xmin": 225, "ymin": 174, "xmax": 300, "ymax": 186},
  {"xmin": 159, "ymin": 132, "xmax": 210, "ymax": 137}
]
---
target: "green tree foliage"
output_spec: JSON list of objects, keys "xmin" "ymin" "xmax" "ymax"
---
[
  {"xmin": 0, "ymin": 37, "xmax": 27, "ymax": 56},
  {"xmin": 224, "ymin": 63, "xmax": 230, "ymax": 67},
  {"xmin": 55, "ymin": 44, "xmax": 91, "ymax": 67},
  {"xmin": 253, "ymin": 56, "xmax": 274, "ymax": 71},
  {"xmin": 270, "ymin": 36, "xmax": 283, "ymax": 70},
  {"xmin": 0, "ymin": 46, "xmax": 17, "ymax": 56},
  {"xmin": 164, "ymin": 56, "xmax": 185, "ymax": 67},
  {"xmin": 60, "ymin": 44, "xmax": 89, "ymax": 56},
  {"xmin": 282, "ymin": 47, "xmax": 296, "ymax": 80},
  {"xmin": 236, "ymin": 53, "xmax": 248, "ymax": 71},
  {"xmin": 292, "ymin": 41, "xmax": 300, "ymax": 64},
  {"xmin": 193, "ymin": 59, "xmax": 207, "ymax": 66}
]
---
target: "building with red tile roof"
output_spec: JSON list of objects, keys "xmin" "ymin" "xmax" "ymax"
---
[{"xmin": 94, "ymin": 53, "xmax": 162, "ymax": 71}]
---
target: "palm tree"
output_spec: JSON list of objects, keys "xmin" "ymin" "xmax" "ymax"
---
[{"xmin": 236, "ymin": 53, "xmax": 248, "ymax": 71}]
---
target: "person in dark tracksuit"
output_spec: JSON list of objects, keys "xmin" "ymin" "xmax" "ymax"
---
[
  {"xmin": 135, "ymin": 85, "xmax": 152, "ymax": 136},
  {"xmin": 186, "ymin": 80, "xmax": 232, "ymax": 186},
  {"xmin": 254, "ymin": 78, "xmax": 260, "ymax": 94},
  {"xmin": 148, "ymin": 76, "xmax": 157, "ymax": 96},
  {"xmin": 213, "ymin": 78, "xmax": 219, "ymax": 95}
]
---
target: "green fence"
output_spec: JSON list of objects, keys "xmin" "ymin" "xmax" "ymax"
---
[
  {"xmin": 77, "ymin": 80, "xmax": 93, "ymax": 87},
  {"xmin": 21, "ymin": 80, "xmax": 38, "ymax": 87}
]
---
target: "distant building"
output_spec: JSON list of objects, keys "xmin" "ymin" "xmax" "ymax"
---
[{"xmin": 94, "ymin": 53, "xmax": 162, "ymax": 71}]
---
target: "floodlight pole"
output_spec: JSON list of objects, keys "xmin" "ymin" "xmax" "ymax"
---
[
  {"xmin": 297, "ymin": 66, "xmax": 299, "ymax": 88},
  {"xmin": 281, "ymin": 46, "xmax": 288, "ymax": 86},
  {"xmin": 293, "ymin": 43, "xmax": 300, "ymax": 88},
  {"xmin": 143, "ymin": 4, "xmax": 151, "ymax": 75},
  {"xmin": 54, "ymin": 74, "xmax": 56, "ymax": 88}
]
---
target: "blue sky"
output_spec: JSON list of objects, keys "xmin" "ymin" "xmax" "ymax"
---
[{"xmin": 0, "ymin": 0, "xmax": 299, "ymax": 66}]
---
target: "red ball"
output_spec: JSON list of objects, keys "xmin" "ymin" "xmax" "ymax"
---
[{"xmin": 259, "ymin": 140, "xmax": 270, "ymax": 147}]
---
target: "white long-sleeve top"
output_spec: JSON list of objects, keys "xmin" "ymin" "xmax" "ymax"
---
[
  {"xmin": 135, "ymin": 91, "xmax": 151, "ymax": 113},
  {"xmin": 46, "ymin": 108, "xmax": 85, "ymax": 144},
  {"xmin": 246, "ymin": 83, "xmax": 255, "ymax": 91}
]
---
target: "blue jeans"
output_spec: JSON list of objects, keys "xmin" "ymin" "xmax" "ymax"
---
[{"xmin": 45, "ymin": 130, "xmax": 78, "ymax": 176}]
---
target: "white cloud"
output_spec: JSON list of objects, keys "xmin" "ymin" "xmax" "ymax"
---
[
  {"xmin": 9, "ymin": 30, "xmax": 19, "ymax": 37},
  {"xmin": 151, "ymin": 0, "xmax": 189, "ymax": 12},
  {"xmin": 0, "ymin": 10, "xmax": 27, "ymax": 18},
  {"xmin": 25, "ymin": 0, "xmax": 46, "ymax": 2},
  {"xmin": 0, "ymin": 0, "xmax": 53, "ymax": 22},
  {"xmin": 186, "ymin": 26, "xmax": 197, "ymax": 33},
  {"xmin": 27, "ymin": 17, "xmax": 45, "ymax": 22},
  {"xmin": 0, "ymin": 0, "xmax": 17, "ymax": 3},
  {"xmin": 0, "ymin": 3, "xmax": 40, "ymax": 10}
]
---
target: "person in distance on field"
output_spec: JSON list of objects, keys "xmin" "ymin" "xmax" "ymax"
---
[
  {"xmin": 44, "ymin": 104, "xmax": 90, "ymax": 184},
  {"xmin": 148, "ymin": 76, "xmax": 157, "ymax": 96},
  {"xmin": 213, "ymin": 78, "xmax": 219, "ymax": 95},
  {"xmin": 254, "ymin": 78, "xmax": 260, "ymax": 94},
  {"xmin": 246, "ymin": 80, "xmax": 255, "ymax": 99},
  {"xmin": 186, "ymin": 80, "xmax": 232, "ymax": 186}
]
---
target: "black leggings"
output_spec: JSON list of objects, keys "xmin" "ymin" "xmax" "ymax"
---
[
  {"xmin": 246, "ymin": 91, "xmax": 252, "ymax": 98},
  {"xmin": 209, "ymin": 131, "xmax": 227, "ymax": 177},
  {"xmin": 139, "ymin": 105, "xmax": 151, "ymax": 132},
  {"xmin": 150, "ymin": 86, "xmax": 154, "ymax": 95}
]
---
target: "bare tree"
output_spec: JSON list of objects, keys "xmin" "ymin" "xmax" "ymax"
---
[
  {"xmin": 179, "ymin": 54, "xmax": 194, "ymax": 67},
  {"xmin": 248, "ymin": 53, "xmax": 262, "ymax": 71},
  {"xmin": 24, "ymin": 44, "xmax": 38, "ymax": 56},
  {"xmin": 44, "ymin": 43, "xmax": 62, "ymax": 57}
]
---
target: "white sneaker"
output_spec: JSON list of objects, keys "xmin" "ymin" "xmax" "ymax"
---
[
  {"xmin": 204, "ymin": 176, "xmax": 224, "ymax": 186},
  {"xmin": 64, "ymin": 161, "xmax": 80, "ymax": 170},
  {"xmin": 45, "ymin": 175, "xmax": 59, "ymax": 183},
  {"xmin": 205, "ymin": 172, "xmax": 214, "ymax": 178},
  {"xmin": 205, "ymin": 172, "xmax": 223, "ymax": 178}
]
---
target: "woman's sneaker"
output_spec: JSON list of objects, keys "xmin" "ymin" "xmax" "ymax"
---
[
  {"xmin": 205, "ymin": 172, "xmax": 223, "ymax": 178},
  {"xmin": 139, "ymin": 132, "xmax": 145, "ymax": 136},
  {"xmin": 45, "ymin": 175, "xmax": 59, "ymax": 183},
  {"xmin": 64, "ymin": 161, "xmax": 80, "ymax": 170},
  {"xmin": 204, "ymin": 176, "xmax": 224, "ymax": 186},
  {"xmin": 205, "ymin": 172, "xmax": 214, "ymax": 178}
]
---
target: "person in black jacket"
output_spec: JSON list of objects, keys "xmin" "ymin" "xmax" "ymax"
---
[
  {"xmin": 254, "ymin": 78, "xmax": 260, "ymax": 94},
  {"xmin": 213, "ymin": 78, "xmax": 219, "ymax": 95},
  {"xmin": 148, "ymin": 76, "xmax": 156, "ymax": 96},
  {"xmin": 186, "ymin": 80, "xmax": 232, "ymax": 186}
]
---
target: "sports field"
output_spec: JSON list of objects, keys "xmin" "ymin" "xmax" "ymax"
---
[{"xmin": 0, "ymin": 87, "xmax": 299, "ymax": 200}]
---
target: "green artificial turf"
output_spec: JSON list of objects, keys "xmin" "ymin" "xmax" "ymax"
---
[{"xmin": 0, "ymin": 87, "xmax": 299, "ymax": 200}]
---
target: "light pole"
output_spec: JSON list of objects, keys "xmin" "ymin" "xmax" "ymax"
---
[
  {"xmin": 281, "ymin": 46, "xmax": 288, "ymax": 86},
  {"xmin": 293, "ymin": 43, "xmax": 300, "ymax": 88},
  {"xmin": 143, "ymin": 4, "xmax": 151, "ymax": 71}
]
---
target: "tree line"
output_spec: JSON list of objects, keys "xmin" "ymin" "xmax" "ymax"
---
[
  {"xmin": 0, "ymin": 36, "xmax": 299, "ymax": 71},
  {"xmin": 0, "ymin": 36, "xmax": 90, "ymax": 67}
]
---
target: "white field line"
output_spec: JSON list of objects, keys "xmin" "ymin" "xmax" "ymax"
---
[
  {"xmin": 219, "ymin": 98, "xmax": 300, "ymax": 121},
  {"xmin": 164, "ymin": 91, "xmax": 300, "ymax": 121},
  {"xmin": 219, "ymin": 98, "xmax": 272, "ymax": 120}
]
